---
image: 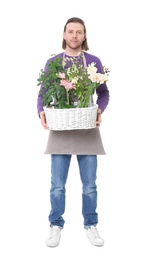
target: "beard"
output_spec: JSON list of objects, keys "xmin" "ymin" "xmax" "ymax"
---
[{"xmin": 66, "ymin": 40, "xmax": 83, "ymax": 50}]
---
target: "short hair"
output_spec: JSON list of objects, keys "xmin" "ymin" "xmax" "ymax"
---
[{"xmin": 62, "ymin": 17, "xmax": 89, "ymax": 51}]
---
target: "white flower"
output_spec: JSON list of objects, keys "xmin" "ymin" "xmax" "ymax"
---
[{"xmin": 87, "ymin": 62, "xmax": 97, "ymax": 74}]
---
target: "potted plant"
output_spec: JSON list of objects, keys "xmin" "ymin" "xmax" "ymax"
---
[{"xmin": 37, "ymin": 53, "xmax": 110, "ymax": 130}]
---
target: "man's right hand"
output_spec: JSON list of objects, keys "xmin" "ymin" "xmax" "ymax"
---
[{"xmin": 40, "ymin": 111, "xmax": 48, "ymax": 129}]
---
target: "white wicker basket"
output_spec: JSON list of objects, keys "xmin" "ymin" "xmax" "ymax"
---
[{"xmin": 44, "ymin": 105, "xmax": 98, "ymax": 131}]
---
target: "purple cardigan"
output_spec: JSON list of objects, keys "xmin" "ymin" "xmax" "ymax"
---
[{"xmin": 37, "ymin": 52, "xmax": 110, "ymax": 115}]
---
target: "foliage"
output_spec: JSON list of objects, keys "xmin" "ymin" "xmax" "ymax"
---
[{"xmin": 37, "ymin": 53, "xmax": 110, "ymax": 108}]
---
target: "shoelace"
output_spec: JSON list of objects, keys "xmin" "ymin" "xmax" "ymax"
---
[{"xmin": 91, "ymin": 227, "xmax": 100, "ymax": 238}]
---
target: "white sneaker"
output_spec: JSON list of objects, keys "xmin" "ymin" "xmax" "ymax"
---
[
  {"xmin": 86, "ymin": 226, "xmax": 104, "ymax": 246},
  {"xmin": 46, "ymin": 226, "xmax": 62, "ymax": 247}
]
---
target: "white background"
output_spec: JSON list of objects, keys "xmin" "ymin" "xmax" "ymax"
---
[{"xmin": 0, "ymin": 0, "xmax": 146, "ymax": 259}]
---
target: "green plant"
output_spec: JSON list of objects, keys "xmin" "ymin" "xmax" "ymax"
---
[{"xmin": 37, "ymin": 53, "xmax": 110, "ymax": 109}]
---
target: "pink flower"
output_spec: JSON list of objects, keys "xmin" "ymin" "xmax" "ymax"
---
[{"xmin": 60, "ymin": 79, "xmax": 76, "ymax": 91}]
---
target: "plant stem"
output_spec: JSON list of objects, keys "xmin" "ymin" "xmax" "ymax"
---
[{"xmin": 66, "ymin": 90, "xmax": 69, "ymax": 104}]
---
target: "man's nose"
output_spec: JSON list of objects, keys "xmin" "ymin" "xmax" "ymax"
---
[{"xmin": 73, "ymin": 32, "xmax": 77, "ymax": 37}]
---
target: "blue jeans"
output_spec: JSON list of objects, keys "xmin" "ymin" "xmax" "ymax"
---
[{"xmin": 49, "ymin": 154, "xmax": 98, "ymax": 228}]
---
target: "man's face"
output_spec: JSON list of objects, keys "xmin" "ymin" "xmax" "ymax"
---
[{"xmin": 63, "ymin": 22, "xmax": 86, "ymax": 50}]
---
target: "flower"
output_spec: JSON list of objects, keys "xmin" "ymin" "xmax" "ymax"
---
[{"xmin": 37, "ymin": 53, "xmax": 110, "ymax": 109}]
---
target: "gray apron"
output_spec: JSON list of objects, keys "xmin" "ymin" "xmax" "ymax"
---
[{"xmin": 44, "ymin": 128, "xmax": 105, "ymax": 155}]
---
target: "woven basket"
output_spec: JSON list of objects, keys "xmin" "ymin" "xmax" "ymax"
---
[{"xmin": 44, "ymin": 105, "xmax": 98, "ymax": 131}]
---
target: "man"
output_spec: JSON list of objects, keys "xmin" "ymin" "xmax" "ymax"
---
[{"xmin": 37, "ymin": 17, "xmax": 110, "ymax": 247}]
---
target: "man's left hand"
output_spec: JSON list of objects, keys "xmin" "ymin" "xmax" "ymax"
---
[{"xmin": 96, "ymin": 108, "xmax": 102, "ymax": 127}]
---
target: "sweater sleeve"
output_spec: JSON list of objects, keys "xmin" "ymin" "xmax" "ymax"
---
[
  {"xmin": 37, "ymin": 61, "xmax": 49, "ymax": 116},
  {"xmin": 96, "ymin": 83, "xmax": 110, "ymax": 113},
  {"xmin": 95, "ymin": 58, "xmax": 110, "ymax": 113}
]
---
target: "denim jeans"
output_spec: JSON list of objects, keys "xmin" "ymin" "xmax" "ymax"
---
[{"xmin": 49, "ymin": 154, "xmax": 98, "ymax": 228}]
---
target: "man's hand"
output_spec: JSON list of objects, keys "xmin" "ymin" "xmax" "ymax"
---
[
  {"xmin": 96, "ymin": 108, "xmax": 102, "ymax": 127},
  {"xmin": 40, "ymin": 111, "xmax": 48, "ymax": 129}
]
